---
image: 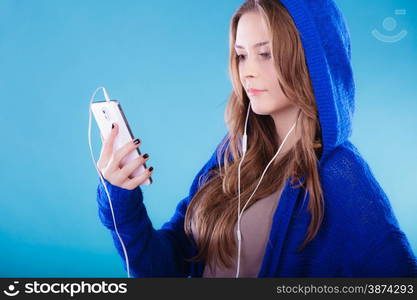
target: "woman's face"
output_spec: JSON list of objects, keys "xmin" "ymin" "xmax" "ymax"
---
[{"xmin": 235, "ymin": 11, "xmax": 292, "ymax": 115}]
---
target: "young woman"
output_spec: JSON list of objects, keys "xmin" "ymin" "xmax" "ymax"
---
[{"xmin": 96, "ymin": 0, "xmax": 417, "ymax": 277}]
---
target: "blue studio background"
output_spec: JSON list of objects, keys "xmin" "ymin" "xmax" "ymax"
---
[{"xmin": 0, "ymin": 0, "xmax": 416, "ymax": 277}]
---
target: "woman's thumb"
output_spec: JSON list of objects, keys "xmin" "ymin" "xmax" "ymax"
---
[
  {"xmin": 109, "ymin": 122, "xmax": 118, "ymax": 142},
  {"xmin": 102, "ymin": 123, "xmax": 118, "ymax": 159}
]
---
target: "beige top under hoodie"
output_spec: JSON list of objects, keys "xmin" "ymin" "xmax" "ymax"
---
[{"xmin": 191, "ymin": 186, "xmax": 283, "ymax": 278}]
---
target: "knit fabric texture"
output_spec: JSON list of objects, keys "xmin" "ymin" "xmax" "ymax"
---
[{"xmin": 96, "ymin": 0, "xmax": 417, "ymax": 277}]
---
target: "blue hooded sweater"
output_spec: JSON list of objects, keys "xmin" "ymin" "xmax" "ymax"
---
[{"xmin": 96, "ymin": 0, "xmax": 417, "ymax": 277}]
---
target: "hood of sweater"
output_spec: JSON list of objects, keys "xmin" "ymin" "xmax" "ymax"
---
[{"xmin": 280, "ymin": 0, "xmax": 355, "ymax": 166}]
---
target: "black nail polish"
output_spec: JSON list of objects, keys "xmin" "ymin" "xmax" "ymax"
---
[
  {"xmin": 143, "ymin": 153, "xmax": 149, "ymax": 159},
  {"xmin": 149, "ymin": 166, "xmax": 153, "ymax": 172},
  {"xmin": 134, "ymin": 138, "xmax": 140, "ymax": 144},
  {"xmin": 112, "ymin": 123, "xmax": 114, "ymax": 129}
]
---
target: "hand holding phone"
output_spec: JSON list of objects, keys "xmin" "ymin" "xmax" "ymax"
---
[
  {"xmin": 91, "ymin": 99, "xmax": 152, "ymax": 188},
  {"xmin": 97, "ymin": 123, "xmax": 153, "ymax": 190}
]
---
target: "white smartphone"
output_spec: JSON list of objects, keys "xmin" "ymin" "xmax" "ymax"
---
[{"xmin": 90, "ymin": 99, "xmax": 152, "ymax": 185}]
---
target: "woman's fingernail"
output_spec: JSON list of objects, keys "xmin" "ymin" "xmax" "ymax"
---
[
  {"xmin": 143, "ymin": 153, "xmax": 149, "ymax": 159},
  {"xmin": 112, "ymin": 123, "xmax": 115, "ymax": 129},
  {"xmin": 148, "ymin": 166, "xmax": 153, "ymax": 172},
  {"xmin": 134, "ymin": 138, "xmax": 140, "ymax": 144}
]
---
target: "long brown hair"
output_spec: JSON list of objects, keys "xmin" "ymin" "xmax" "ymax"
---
[{"xmin": 184, "ymin": 0, "xmax": 324, "ymax": 273}]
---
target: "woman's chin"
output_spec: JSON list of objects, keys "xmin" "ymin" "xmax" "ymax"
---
[
  {"xmin": 250, "ymin": 98, "xmax": 295, "ymax": 116},
  {"xmin": 250, "ymin": 101, "xmax": 276, "ymax": 116}
]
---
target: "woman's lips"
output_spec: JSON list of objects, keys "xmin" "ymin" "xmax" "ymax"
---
[{"xmin": 247, "ymin": 88, "xmax": 267, "ymax": 96}]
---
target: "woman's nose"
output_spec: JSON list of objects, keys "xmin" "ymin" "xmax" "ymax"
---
[{"xmin": 241, "ymin": 58, "xmax": 259, "ymax": 79}]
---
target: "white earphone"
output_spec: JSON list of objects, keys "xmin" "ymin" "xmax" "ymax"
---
[
  {"xmin": 88, "ymin": 87, "xmax": 132, "ymax": 278},
  {"xmin": 235, "ymin": 102, "xmax": 301, "ymax": 278}
]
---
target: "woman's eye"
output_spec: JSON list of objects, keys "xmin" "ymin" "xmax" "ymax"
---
[{"xmin": 236, "ymin": 53, "xmax": 271, "ymax": 61}]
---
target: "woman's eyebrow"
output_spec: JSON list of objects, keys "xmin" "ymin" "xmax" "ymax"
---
[{"xmin": 235, "ymin": 41, "xmax": 269, "ymax": 49}]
